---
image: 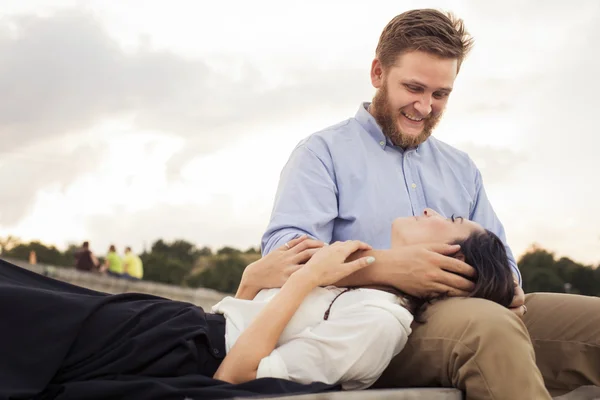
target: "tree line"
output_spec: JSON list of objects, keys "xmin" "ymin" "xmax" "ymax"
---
[{"xmin": 1, "ymin": 236, "xmax": 599, "ymax": 296}]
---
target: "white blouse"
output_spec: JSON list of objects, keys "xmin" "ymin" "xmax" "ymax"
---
[{"xmin": 211, "ymin": 286, "xmax": 413, "ymax": 390}]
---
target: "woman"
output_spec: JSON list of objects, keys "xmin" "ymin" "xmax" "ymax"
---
[
  {"xmin": 211, "ymin": 208, "xmax": 515, "ymax": 389},
  {"xmin": 0, "ymin": 209, "xmax": 514, "ymax": 400}
]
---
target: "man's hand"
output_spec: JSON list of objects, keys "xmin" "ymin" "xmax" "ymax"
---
[
  {"xmin": 337, "ymin": 243, "xmax": 477, "ymax": 298},
  {"xmin": 384, "ymin": 243, "xmax": 477, "ymax": 298},
  {"xmin": 508, "ymin": 276, "xmax": 526, "ymax": 317}
]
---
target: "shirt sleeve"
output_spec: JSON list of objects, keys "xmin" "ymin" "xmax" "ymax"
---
[
  {"xmin": 260, "ymin": 142, "xmax": 339, "ymax": 255},
  {"xmin": 256, "ymin": 302, "xmax": 412, "ymax": 390},
  {"xmin": 469, "ymin": 166, "xmax": 523, "ymax": 286}
]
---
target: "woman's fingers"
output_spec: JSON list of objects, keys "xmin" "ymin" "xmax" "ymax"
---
[
  {"xmin": 291, "ymin": 238, "xmax": 326, "ymax": 254},
  {"xmin": 335, "ymin": 240, "xmax": 372, "ymax": 256},
  {"xmin": 340, "ymin": 256, "xmax": 375, "ymax": 274},
  {"xmin": 279, "ymin": 235, "xmax": 308, "ymax": 251},
  {"xmin": 292, "ymin": 248, "xmax": 321, "ymax": 264}
]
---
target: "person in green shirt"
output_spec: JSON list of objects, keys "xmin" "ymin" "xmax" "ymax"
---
[
  {"xmin": 103, "ymin": 245, "xmax": 123, "ymax": 277},
  {"xmin": 123, "ymin": 247, "xmax": 143, "ymax": 281}
]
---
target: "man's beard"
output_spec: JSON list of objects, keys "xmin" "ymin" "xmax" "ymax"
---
[{"xmin": 370, "ymin": 84, "xmax": 442, "ymax": 148}]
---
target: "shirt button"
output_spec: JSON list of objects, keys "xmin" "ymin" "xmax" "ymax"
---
[
  {"xmin": 411, "ymin": 183, "xmax": 417, "ymax": 189},
  {"xmin": 213, "ymin": 348, "xmax": 219, "ymax": 355},
  {"xmin": 379, "ymin": 140, "xmax": 385, "ymax": 146}
]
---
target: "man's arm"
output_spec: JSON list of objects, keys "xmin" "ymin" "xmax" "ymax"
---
[
  {"xmin": 469, "ymin": 166, "xmax": 523, "ymax": 286},
  {"xmin": 261, "ymin": 142, "xmax": 338, "ymax": 255}
]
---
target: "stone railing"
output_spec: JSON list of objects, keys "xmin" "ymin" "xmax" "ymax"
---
[{"xmin": 4, "ymin": 257, "xmax": 228, "ymax": 310}]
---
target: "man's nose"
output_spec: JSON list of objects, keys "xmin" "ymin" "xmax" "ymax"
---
[{"xmin": 414, "ymin": 96, "xmax": 432, "ymax": 116}]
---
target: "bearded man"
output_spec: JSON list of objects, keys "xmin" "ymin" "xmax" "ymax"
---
[{"xmin": 260, "ymin": 8, "xmax": 600, "ymax": 400}]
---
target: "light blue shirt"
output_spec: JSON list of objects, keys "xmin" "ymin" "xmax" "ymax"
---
[{"xmin": 261, "ymin": 102, "xmax": 521, "ymax": 284}]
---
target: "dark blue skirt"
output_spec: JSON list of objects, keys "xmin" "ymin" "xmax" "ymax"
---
[{"xmin": 0, "ymin": 258, "xmax": 336, "ymax": 399}]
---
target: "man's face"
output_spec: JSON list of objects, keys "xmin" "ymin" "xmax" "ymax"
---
[{"xmin": 370, "ymin": 51, "xmax": 458, "ymax": 148}]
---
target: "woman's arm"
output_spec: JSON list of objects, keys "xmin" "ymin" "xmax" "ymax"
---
[
  {"xmin": 214, "ymin": 272, "xmax": 315, "ymax": 383},
  {"xmin": 214, "ymin": 240, "xmax": 375, "ymax": 384}
]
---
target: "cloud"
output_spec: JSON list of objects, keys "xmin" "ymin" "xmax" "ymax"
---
[
  {"xmin": 83, "ymin": 199, "xmax": 267, "ymax": 254},
  {"xmin": 0, "ymin": 9, "xmax": 371, "ymax": 179},
  {"xmin": 0, "ymin": 140, "xmax": 107, "ymax": 225},
  {"xmin": 0, "ymin": 8, "xmax": 373, "ymax": 225}
]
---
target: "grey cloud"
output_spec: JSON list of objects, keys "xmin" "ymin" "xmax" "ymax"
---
[
  {"xmin": 164, "ymin": 67, "xmax": 371, "ymax": 180},
  {"xmin": 83, "ymin": 200, "xmax": 264, "ymax": 254},
  {"xmin": 0, "ymin": 141, "xmax": 107, "ymax": 225},
  {"xmin": 0, "ymin": 9, "xmax": 370, "ymax": 183},
  {"xmin": 0, "ymin": 10, "xmax": 221, "ymax": 152}
]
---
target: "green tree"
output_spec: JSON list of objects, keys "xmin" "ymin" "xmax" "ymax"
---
[
  {"xmin": 0, "ymin": 236, "xmax": 20, "ymax": 255},
  {"xmin": 217, "ymin": 246, "xmax": 241, "ymax": 256},
  {"xmin": 187, "ymin": 253, "xmax": 247, "ymax": 293},
  {"xmin": 139, "ymin": 239, "xmax": 200, "ymax": 285},
  {"xmin": 4, "ymin": 241, "xmax": 67, "ymax": 267},
  {"xmin": 141, "ymin": 253, "xmax": 191, "ymax": 285}
]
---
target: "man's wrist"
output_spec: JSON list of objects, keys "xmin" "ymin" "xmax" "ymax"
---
[{"xmin": 364, "ymin": 249, "xmax": 392, "ymax": 285}]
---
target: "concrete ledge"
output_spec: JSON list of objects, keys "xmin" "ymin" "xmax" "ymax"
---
[
  {"xmin": 4, "ymin": 257, "xmax": 227, "ymax": 309},
  {"xmin": 233, "ymin": 388, "xmax": 463, "ymax": 399}
]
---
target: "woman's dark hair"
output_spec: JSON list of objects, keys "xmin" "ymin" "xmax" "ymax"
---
[{"xmin": 408, "ymin": 229, "xmax": 515, "ymax": 322}]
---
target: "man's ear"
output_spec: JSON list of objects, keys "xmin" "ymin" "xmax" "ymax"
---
[{"xmin": 370, "ymin": 58, "xmax": 385, "ymax": 89}]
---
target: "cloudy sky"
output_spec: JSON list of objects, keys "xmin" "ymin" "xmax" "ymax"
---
[{"xmin": 1, "ymin": 0, "xmax": 599, "ymax": 264}]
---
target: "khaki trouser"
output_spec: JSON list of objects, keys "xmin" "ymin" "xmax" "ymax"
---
[{"xmin": 374, "ymin": 293, "xmax": 600, "ymax": 400}]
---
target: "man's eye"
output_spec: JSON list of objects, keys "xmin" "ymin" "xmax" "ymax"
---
[{"xmin": 433, "ymin": 92, "xmax": 449, "ymax": 99}]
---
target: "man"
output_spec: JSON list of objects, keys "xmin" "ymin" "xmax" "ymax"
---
[
  {"xmin": 123, "ymin": 246, "xmax": 144, "ymax": 281},
  {"xmin": 261, "ymin": 9, "xmax": 600, "ymax": 399},
  {"xmin": 74, "ymin": 241, "xmax": 100, "ymax": 273},
  {"xmin": 102, "ymin": 244, "xmax": 123, "ymax": 277}
]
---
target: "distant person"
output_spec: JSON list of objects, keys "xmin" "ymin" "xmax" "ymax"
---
[
  {"xmin": 29, "ymin": 250, "xmax": 37, "ymax": 265},
  {"xmin": 74, "ymin": 241, "xmax": 99, "ymax": 273},
  {"xmin": 123, "ymin": 247, "xmax": 143, "ymax": 281},
  {"xmin": 102, "ymin": 245, "xmax": 123, "ymax": 278}
]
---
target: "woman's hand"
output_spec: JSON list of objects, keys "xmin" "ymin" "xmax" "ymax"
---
[
  {"xmin": 236, "ymin": 235, "xmax": 325, "ymax": 299},
  {"xmin": 296, "ymin": 240, "xmax": 376, "ymax": 287}
]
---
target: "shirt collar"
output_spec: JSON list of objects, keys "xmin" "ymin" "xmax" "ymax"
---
[{"xmin": 354, "ymin": 102, "xmax": 423, "ymax": 153}]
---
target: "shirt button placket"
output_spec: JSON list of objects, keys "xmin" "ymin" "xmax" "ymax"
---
[{"xmin": 403, "ymin": 152, "xmax": 420, "ymax": 215}]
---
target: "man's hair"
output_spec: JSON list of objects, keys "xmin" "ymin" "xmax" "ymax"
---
[
  {"xmin": 408, "ymin": 229, "xmax": 515, "ymax": 322},
  {"xmin": 109, "ymin": 244, "xmax": 116, "ymax": 252},
  {"xmin": 83, "ymin": 241, "xmax": 89, "ymax": 249},
  {"xmin": 376, "ymin": 8, "xmax": 474, "ymax": 71}
]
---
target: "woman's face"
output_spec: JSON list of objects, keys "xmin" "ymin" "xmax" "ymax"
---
[{"xmin": 392, "ymin": 208, "xmax": 484, "ymax": 247}]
